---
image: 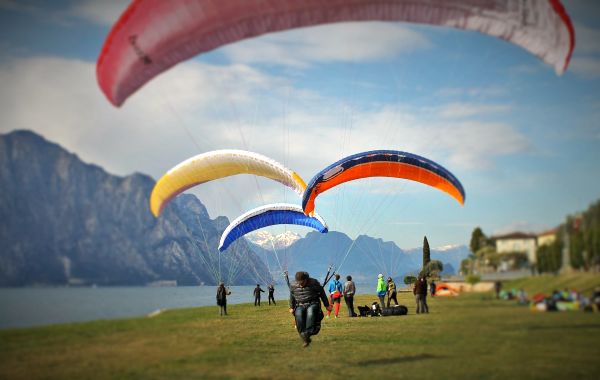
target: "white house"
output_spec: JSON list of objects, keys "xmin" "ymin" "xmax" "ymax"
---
[
  {"xmin": 537, "ymin": 229, "xmax": 558, "ymax": 247},
  {"xmin": 493, "ymin": 232, "xmax": 537, "ymax": 265}
]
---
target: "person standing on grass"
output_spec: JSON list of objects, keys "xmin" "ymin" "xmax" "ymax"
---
[
  {"xmin": 343, "ymin": 275, "xmax": 357, "ymax": 317},
  {"xmin": 376, "ymin": 273, "xmax": 387, "ymax": 307},
  {"xmin": 254, "ymin": 284, "xmax": 265, "ymax": 306},
  {"xmin": 414, "ymin": 276, "xmax": 429, "ymax": 314},
  {"xmin": 494, "ymin": 281, "xmax": 502, "ymax": 299},
  {"xmin": 430, "ymin": 280, "xmax": 437, "ymax": 297},
  {"xmin": 216, "ymin": 282, "xmax": 231, "ymax": 316},
  {"xmin": 289, "ymin": 271, "xmax": 332, "ymax": 348},
  {"xmin": 267, "ymin": 284, "xmax": 276, "ymax": 306},
  {"xmin": 387, "ymin": 277, "xmax": 398, "ymax": 307},
  {"xmin": 327, "ymin": 273, "xmax": 344, "ymax": 318}
]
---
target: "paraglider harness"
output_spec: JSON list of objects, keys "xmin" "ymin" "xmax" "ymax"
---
[
  {"xmin": 285, "ymin": 268, "xmax": 332, "ymax": 336},
  {"xmin": 357, "ymin": 303, "xmax": 381, "ymax": 317}
]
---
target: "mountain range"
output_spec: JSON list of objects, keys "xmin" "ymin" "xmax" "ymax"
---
[
  {"xmin": 0, "ymin": 130, "xmax": 271, "ymax": 286},
  {"xmin": 248, "ymin": 230, "xmax": 468, "ymax": 285}
]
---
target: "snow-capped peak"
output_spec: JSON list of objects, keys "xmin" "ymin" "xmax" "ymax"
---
[
  {"xmin": 246, "ymin": 231, "xmax": 301, "ymax": 249},
  {"xmin": 435, "ymin": 244, "xmax": 460, "ymax": 252}
]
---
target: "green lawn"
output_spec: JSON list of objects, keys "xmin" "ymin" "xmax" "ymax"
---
[
  {"xmin": 1, "ymin": 274, "xmax": 600, "ymax": 380},
  {"xmin": 504, "ymin": 272, "xmax": 600, "ymax": 295}
]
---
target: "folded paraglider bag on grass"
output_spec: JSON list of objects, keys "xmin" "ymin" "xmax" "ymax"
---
[{"xmin": 381, "ymin": 305, "xmax": 408, "ymax": 316}]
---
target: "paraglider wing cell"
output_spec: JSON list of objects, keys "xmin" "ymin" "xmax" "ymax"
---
[
  {"xmin": 97, "ymin": 0, "xmax": 574, "ymax": 106},
  {"xmin": 150, "ymin": 150, "xmax": 306, "ymax": 217},
  {"xmin": 219, "ymin": 204, "xmax": 328, "ymax": 252},
  {"xmin": 302, "ymin": 150, "xmax": 465, "ymax": 215}
]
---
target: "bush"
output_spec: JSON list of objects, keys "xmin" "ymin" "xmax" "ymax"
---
[
  {"xmin": 465, "ymin": 274, "xmax": 481, "ymax": 285},
  {"xmin": 537, "ymin": 241, "xmax": 562, "ymax": 274}
]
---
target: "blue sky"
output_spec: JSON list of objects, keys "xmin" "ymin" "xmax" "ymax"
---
[{"xmin": 1, "ymin": 0, "xmax": 599, "ymax": 249}]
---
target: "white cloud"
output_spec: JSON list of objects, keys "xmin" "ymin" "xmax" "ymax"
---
[
  {"xmin": 437, "ymin": 103, "xmax": 511, "ymax": 119},
  {"xmin": 566, "ymin": 23, "xmax": 600, "ymax": 79},
  {"xmin": 0, "ymin": 55, "xmax": 528, "ymax": 225},
  {"xmin": 387, "ymin": 221, "xmax": 425, "ymax": 226},
  {"xmin": 492, "ymin": 221, "xmax": 550, "ymax": 236},
  {"xmin": 67, "ymin": 0, "xmax": 128, "ymax": 26},
  {"xmin": 0, "ymin": 0, "xmax": 40, "ymax": 13},
  {"xmin": 570, "ymin": 56, "xmax": 600, "ymax": 78},
  {"xmin": 438, "ymin": 121, "xmax": 530, "ymax": 169},
  {"xmin": 221, "ymin": 22, "xmax": 431, "ymax": 67},
  {"xmin": 0, "ymin": 0, "xmax": 127, "ymax": 26},
  {"xmin": 508, "ymin": 63, "xmax": 543, "ymax": 76},
  {"xmin": 436, "ymin": 86, "xmax": 507, "ymax": 98},
  {"xmin": 573, "ymin": 24, "xmax": 600, "ymax": 55}
]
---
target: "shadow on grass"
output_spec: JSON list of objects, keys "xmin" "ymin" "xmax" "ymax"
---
[{"xmin": 356, "ymin": 353, "xmax": 444, "ymax": 366}]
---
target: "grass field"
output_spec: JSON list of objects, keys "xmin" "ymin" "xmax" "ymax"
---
[
  {"xmin": 1, "ymin": 274, "xmax": 599, "ymax": 380},
  {"xmin": 504, "ymin": 272, "xmax": 600, "ymax": 295}
]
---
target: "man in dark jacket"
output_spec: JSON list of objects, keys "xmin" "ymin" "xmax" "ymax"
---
[
  {"xmin": 267, "ymin": 284, "xmax": 276, "ymax": 306},
  {"xmin": 289, "ymin": 271, "xmax": 332, "ymax": 347},
  {"xmin": 216, "ymin": 282, "xmax": 231, "ymax": 316},
  {"xmin": 413, "ymin": 276, "xmax": 429, "ymax": 314},
  {"xmin": 254, "ymin": 284, "xmax": 265, "ymax": 306}
]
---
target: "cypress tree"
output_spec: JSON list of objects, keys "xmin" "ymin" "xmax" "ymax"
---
[{"xmin": 423, "ymin": 236, "xmax": 431, "ymax": 267}]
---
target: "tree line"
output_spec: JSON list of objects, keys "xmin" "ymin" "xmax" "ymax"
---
[{"xmin": 464, "ymin": 198, "xmax": 600, "ymax": 274}]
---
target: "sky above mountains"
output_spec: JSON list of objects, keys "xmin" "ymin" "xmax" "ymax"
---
[{"xmin": 1, "ymin": 0, "xmax": 600, "ymax": 249}]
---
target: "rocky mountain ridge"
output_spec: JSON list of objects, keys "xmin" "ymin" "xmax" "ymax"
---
[
  {"xmin": 0, "ymin": 130, "xmax": 272, "ymax": 286},
  {"xmin": 248, "ymin": 231, "xmax": 468, "ymax": 284}
]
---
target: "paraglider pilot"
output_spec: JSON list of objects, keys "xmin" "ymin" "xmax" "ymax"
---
[
  {"xmin": 327, "ymin": 273, "xmax": 343, "ymax": 318},
  {"xmin": 289, "ymin": 271, "xmax": 332, "ymax": 348},
  {"xmin": 268, "ymin": 284, "xmax": 276, "ymax": 306},
  {"xmin": 376, "ymin": 274, "xmax": 387, "ymax": 306},
  {"xmin": 216, "ymin": 282, "xmax": 231, "ymax": 316},
  {"xmin": 254, "ymin": 284, "xmax": 265, "ymax": 306}
]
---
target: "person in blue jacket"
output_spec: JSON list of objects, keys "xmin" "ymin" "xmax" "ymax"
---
[{"xmin": 327, "ymin": 273, "xmax": 343, "ymax": 318}]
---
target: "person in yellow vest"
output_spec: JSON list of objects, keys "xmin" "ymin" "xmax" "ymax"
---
[{"xmin": 387, "ymin": 277, "xmax": 398, "ymax": 307}]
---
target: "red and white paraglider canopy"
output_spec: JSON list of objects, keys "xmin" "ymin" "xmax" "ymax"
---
[{"xmin": 97, "ymin": 0, "xmax": 575, "ymax": 107}]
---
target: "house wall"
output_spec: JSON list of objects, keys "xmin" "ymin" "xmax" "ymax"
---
[
  {"xmin": 496, "ymin": 238, "xmax": 537, "ymax": 263},
  {"xmin": 537, "ymin": 234, "xmax": 556, "ymax": 247}
]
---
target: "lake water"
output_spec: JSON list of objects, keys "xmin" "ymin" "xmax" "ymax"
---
[
  {"xmin": 0, "ymin": 286, "xmax": 265, "ymax": 329},
  {"xmin": 0, "ymin": 284, "xmax": 374, "ymax": 329}
]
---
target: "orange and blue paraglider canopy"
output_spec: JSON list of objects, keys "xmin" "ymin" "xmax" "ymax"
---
[{"xmin": 302, "ymin": 150, "xmax": 465, "ymax": 215}]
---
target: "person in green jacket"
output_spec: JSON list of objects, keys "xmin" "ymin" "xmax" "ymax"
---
[{"xmin": 376, "ymin": 274, "xmax": 386, "ymax": 307}]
